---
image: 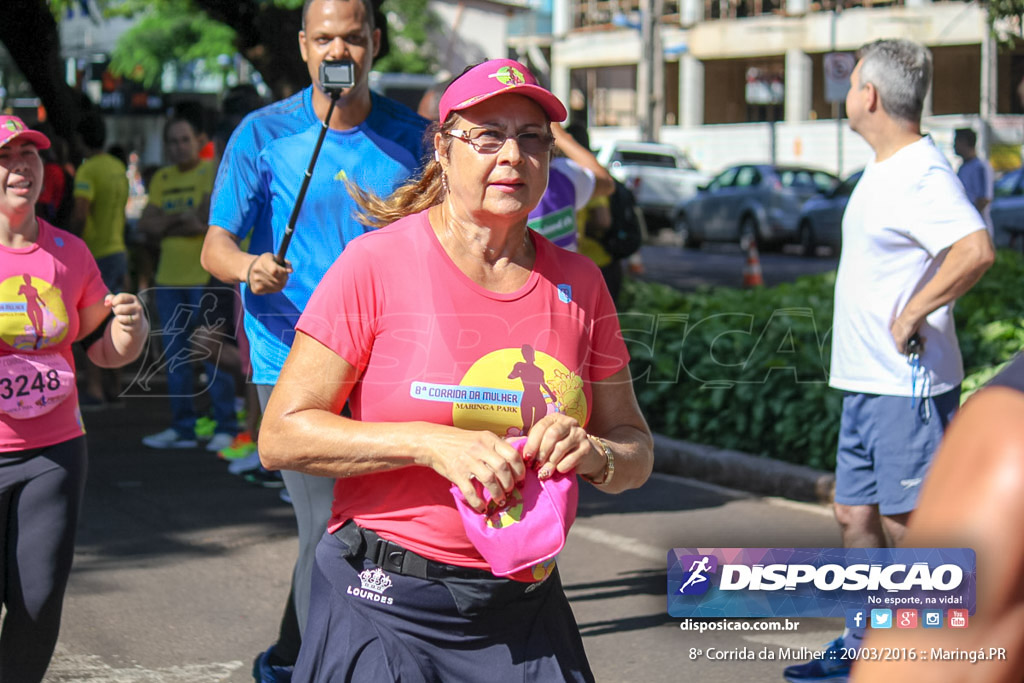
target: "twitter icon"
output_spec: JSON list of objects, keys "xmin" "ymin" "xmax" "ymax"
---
[{"xmin": 870, "ymin": 609, "xmax": 892, "ymax": 629}]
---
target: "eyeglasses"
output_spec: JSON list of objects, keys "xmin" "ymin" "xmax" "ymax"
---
[{"xmin": 445, "ymin": 127, "xmax": 554, "ymax": 156}]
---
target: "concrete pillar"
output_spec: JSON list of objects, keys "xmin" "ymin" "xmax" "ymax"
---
[
  {"xmin": 679, "ymin": 53, "xmax": 704, "ymax": 127},
  {"xmin": 680, "ymin": 0, "xmax": 703, "ymax": 27},
  {"xmin": 552, "ymin": 0, "xmax": 572, "ymax": 36},
  {"xmin": 785, "ymin": 48, "xmax": 812, "ymax": 122},
  {"xmin": 679, "ymin": 53, "xmax": 704, "ymax": 128},
  {"xmin": 551, "ymin": 62, "xmax": 572, "ymax": 117},
  {"xmin": 786, "ymin": 0, "xmax": 808, "ymax": 15}
]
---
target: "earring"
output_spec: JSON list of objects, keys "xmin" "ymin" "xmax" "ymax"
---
[
  {"xmin": 434, "ymin": 150, "xmax": 440, "ymax": 162},
  {"xmin": 441, "ymin": 171, "xmax": 449, "ymax": 194}
]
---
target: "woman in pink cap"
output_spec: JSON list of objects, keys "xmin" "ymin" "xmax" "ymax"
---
[
  {"xmin": 0, "ymin": 115, "xmax": 148, "ymax": 681},
  {"xmin": 261, "ymin": 60, "xmax": 653, "ymax": 681}
]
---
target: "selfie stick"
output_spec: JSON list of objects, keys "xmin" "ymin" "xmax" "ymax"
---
[{"xmin": 274, "ymin": 89, "xmax": 342, "ymax": 266}]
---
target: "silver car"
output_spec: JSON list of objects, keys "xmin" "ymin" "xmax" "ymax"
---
[
  {"xmin": 795, "ymin": 170, "xmax": 863, "ymax": 256},
  {"xmin": 990, "ymin": 167, "xmax": 1024, "ymax": 248},
  {"xmin": 672, "ymin": 164, "xmax": 838, "ymax": 249}
]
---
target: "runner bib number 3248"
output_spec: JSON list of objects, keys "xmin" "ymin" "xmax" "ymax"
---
[{"xmin": 0, "ymin": 353, "xmax": 75, "ymax": 419}]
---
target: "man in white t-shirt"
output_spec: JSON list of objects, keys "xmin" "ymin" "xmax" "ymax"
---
[
  {"xmin": 784, "ymin": 38, "xmax": 994, "ymax": 683},
  {"xmin": 953, "ymin": 127, "xmax": 994, "ymax": 239}
]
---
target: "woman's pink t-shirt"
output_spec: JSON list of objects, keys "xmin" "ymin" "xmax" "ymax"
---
[
  {"xmin": 0, "ymin": 219, "xmax": 108, "ymax": 451},
  {"xmin": 297, "ymin": 210, "xmax": 630, "ymax": 571}
]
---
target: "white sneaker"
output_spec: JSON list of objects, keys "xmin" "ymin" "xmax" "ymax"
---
[
  {"xmin": 142, "ymin": 428, "xmax": 198, "ymax": 449},
  {"xmin": 227, "ymin": 450, "xmax": 262, "ymax": 475},
  {"xmin": 205, "ymin": 432, "xmax": 236, "ymax": 453}
]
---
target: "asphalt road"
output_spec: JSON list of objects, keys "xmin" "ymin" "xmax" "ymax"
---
[
  {"xmin": 637, "ymin": 234, "xmax": 839, "ymax": 292},
  {"xmin": 43, "ymin": 393, "xmax": 844, "ymax": 683}
]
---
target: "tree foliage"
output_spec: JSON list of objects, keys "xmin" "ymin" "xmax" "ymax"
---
[
  {"xmin": 988, "ymin": 0, "xmax": 1024, "ymax": 45},
  {"xmin": 107, "ymin": 1, "xmax": 238, "ymax": 88},
  {"xmin": 375, "ymin": 0, "xmax": 440, "ymax": 74}
]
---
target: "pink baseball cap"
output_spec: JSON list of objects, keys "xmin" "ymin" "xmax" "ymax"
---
[
  {"xmin": 439, "ymin": 59, "xmax": 567, "ymax": 124},
  {"xmin": 450, "ymin": 437, "xmax": 578, "ymax": 580},
  {"xmin": 0, "ymin": 116, "xmax": 50, "ymax": 151}
]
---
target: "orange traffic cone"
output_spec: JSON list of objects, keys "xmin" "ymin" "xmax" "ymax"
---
[{"xmin": 742, "ymin": 236, "xmax": 764, "ymax": 288}]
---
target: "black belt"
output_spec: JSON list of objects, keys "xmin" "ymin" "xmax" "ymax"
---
[{"xmin": 334, "ymin": 521, "xmax": 498, "ymax": 582}]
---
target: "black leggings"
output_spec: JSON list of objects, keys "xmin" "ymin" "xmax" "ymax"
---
[{"xmin": 0, "ymin": 437, "xmax": 87, "ymax": 683}]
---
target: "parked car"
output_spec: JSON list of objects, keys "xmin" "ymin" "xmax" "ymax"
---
[
  {"xmin": 596, "ymin": 141, "xmax": 710, "ymax": 228},
  {"xmin": 795, "ymin": 170, "xmax": 863, "ymax": 256},
  {"xmin": 989, "ymin": 166, "xmax": 1024, "ymax": 248},
  {"xmin": 672, "ymin": 164, "xmax": 839, "ymax": 249}
]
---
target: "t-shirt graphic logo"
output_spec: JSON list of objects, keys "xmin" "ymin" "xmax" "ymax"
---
[
  {"xmin": 678, "ymin": 554, "xmax": 717, "ymax": 595},
  {"xmin": 557, "ymin": 284, "xmax": 572, "ymax": 304},
  {"xmin": 507, "ymin": 344, "xmax": 558, "ymax": 433},
  {"xmin": 490, "ymin": 66, "xmax": 526, "ymax": 87},
  {"xmin": 0, "ymin": 275, "xmax": 70, "ymax": 350}
]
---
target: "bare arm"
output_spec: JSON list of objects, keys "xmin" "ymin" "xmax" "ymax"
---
[
  {"xmin": 165, "ymin": 193, "xmax": 213, "ymax": 237},
  {"xmin": 551, "ymin": 122, "xmax": 615, "ymax": 198},
  {"xmin": 890, "ymin": 229, "xmax": 995, "ymax": 353},
  {"xmin": 260, "ymin": 332, "xmax": 528, "ymax": 512},
  {"xmin": 853, "ymin": 387, "xmax": 1024, "ymax": 682},
  {"xmin": 137, "ymin": 203, "xmax": 175, "ymax": 239},
  {"xmin": 201, "ymin": 225, "xmax": 291, "ymax": 293},
  {"xmin": 78, "ymin": 293, "xmax": 149, "ymax": 368},
  {"xmin": 70, "ymin": 197, "xmax": 89, "ymax": 237}
]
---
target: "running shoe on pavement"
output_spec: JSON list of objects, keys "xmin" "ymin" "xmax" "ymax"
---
[
  {"xmin": 205, "ymin": 432, "xmax": 236, "ymax": 453},
  {"xmin": 244, "ymin": 467, "xmax": 285, "ymax": 489},
  {"xmin": 195, "ymin": 416, "xmax": 217, "ymax": 439},
  {"xmin": 228, "ymin": 450, "xmax": 262, "ymax": 475},
  {"xmin": 782, "ymin": 637, "xmax": 852, "ymax": 682},
  {"xmin": 142, "ymin": 428, "xmax": 198, "ymax": 449},
  {"xmin": 218, "ymin": 432, "xmax": 257, "ymax": 460}
]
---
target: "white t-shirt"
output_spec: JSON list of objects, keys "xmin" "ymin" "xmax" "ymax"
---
[{"xmin": 830, "ymin": 136, "xmax": 987, "ymax": 397}]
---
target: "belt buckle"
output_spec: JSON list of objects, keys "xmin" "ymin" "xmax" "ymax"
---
[{"xmin": 381, "ymin": 541, "xmax": 406, "ymax": 574}]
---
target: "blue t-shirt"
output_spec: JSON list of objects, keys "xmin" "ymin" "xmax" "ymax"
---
[{"xmin": 210, "ymin": 87, "xmax": 428, "ymax": 383}]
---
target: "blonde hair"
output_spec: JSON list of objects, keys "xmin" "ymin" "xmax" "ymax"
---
[{"xmin": 350, "ymin": 119, "xmax": 456, "ymax": 228}]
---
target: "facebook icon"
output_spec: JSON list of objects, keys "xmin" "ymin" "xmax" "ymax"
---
[{"xmin": 846, "ymin": 609, "xmax": 866, "ymax": 629}]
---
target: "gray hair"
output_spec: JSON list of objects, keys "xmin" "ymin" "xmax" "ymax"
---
[{"xmin": 856, "ymin": 39, "xmax": 932, "ymax": 124}]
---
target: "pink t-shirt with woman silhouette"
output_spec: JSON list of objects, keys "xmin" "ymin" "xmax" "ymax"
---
[
  {"xmin": 0, "ymin": 220, "xmax": 108, "ymax": 451},
  {"xmin": 298, "ymin": 210, "xmax": 628, "ymax": 573}
]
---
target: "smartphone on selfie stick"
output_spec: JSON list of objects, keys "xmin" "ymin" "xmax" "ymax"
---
[{"xmin": 274, "ymin": 60, "xmax": 356, "ymax": 265}]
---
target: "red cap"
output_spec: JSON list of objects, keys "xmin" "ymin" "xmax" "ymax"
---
[
  {"xmin": 0, "ymin": 115, "xmax": 50, "ymax": 151},
  {"xmin": 439, "ymin": 60, "xmax": 567, "ymax": 124}
]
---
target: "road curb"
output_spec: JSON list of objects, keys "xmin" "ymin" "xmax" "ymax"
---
[{"xmin": 652, "ymin": 433, "xmax": 835, "ymax": 505}]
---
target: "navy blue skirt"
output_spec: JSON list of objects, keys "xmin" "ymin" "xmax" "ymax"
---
[{"xmin": 294, "ymin": 529, "xmax": 595, "ymax": 682}]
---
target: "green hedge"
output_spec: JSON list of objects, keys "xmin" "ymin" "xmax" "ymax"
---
[{"xmin": 619, "ymin": 249, "xmax": 1024, "ymax": 470}]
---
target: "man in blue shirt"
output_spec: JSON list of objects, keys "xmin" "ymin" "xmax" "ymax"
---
[
  {"xmin": 201, "ymin": 0, "xmax": 428, "ymax": 677},
  {"xmin": 954, "ymin": 127, "xmax": 994, "ymax": 239}
]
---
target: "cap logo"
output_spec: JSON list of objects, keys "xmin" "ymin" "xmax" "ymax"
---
[
  {"xmin": 489, "ymin": 66, "xmax": 526, "ymax": 87},
  {"xmin": 3, "ymin": 119, "xmax": 25, "ymax": 133}
]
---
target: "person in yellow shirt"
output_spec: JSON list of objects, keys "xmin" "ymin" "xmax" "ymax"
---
[
  {"xmin": 72, "ymin": 112, "xmax": 130, "ymax": 406},
  {"xmin": 138, "ymin": 117, "xmax": 236, "ymax": 452}
]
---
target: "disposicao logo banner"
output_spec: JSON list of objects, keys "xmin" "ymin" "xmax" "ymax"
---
[{"xmin": 668, "ymin": 548, "xmax": 976, "ymax": 618}]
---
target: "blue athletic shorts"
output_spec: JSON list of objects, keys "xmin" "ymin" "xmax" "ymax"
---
[
  {"xmin": 294, "ymin": 529, "xmax": 595, "ymax": 683},
  {"xmin": 834, "ymin": 387, "xmax": 960, "ymax": 516}
]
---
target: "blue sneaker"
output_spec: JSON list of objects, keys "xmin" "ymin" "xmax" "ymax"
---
[
  {"xmin": 782, "ymin": 637, "xmax": 851, "ymax": 682},
  {"xmin": 253, "ymin": 646, "xmax": 293, "ymax": 682}
]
